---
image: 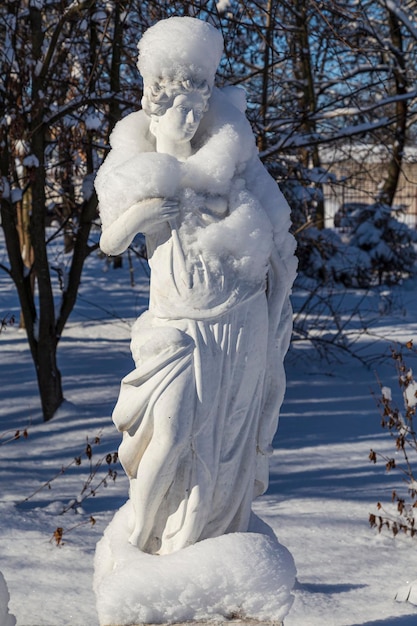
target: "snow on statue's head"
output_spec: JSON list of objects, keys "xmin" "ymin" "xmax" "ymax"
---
[{"xmin": 137, "ymin": 17, "xmax": 224, "ymax": 117}]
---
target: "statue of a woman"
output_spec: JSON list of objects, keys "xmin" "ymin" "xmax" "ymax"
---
[{"xmin": 95, "ymin": 17, "xmax": 297, "ymax": 556}]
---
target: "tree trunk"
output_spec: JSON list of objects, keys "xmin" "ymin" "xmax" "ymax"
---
[
  {"xmin": 35, "ymin": 337, "xmax": 64, "ymax": 421},
  {"xmin": 380, "ymin": 9, "xmax": 408, "ymax": 206},
  {"xmin": 1, "ymin": 194, "xmax": 63, "ymax": 421},
  {"xmin": 29, "ymin": 4, "xmax": 64, "ymax": 420},
  {"xmin": 16, "ymin": 193, "xmax": 35, "ymax": 328},
  {"xmin": 294, "ymin": 0, "xmax": 325, "ymax": 228},
  {"xmin": 257, "ymin": 0, "xmax": 274, "ymax": 152},
  {"xmin": 56, "ymin": 192, "xmax": 98, "ymax": 339},
  {"xmin": 30, "ymin": 153, "xmax": 65, "ymax": 420}
]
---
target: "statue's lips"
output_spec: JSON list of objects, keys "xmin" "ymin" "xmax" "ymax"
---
[{"xmin": 184, "ymin": 125, "xmax": 198, "ymax": 136}]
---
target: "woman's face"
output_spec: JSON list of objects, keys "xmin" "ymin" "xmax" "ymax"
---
[{"xmin": 156, "ymin": 92, "xmax": 206, "ymax": 144}]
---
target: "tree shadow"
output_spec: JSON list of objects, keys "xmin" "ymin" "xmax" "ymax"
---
[
  {"xmin": 294, "ymin": 579, "xmax": 367, "ymax": 594},
  {"xmin": 350, "ymin": 615, "xmax": 417, "ymax": 626}
]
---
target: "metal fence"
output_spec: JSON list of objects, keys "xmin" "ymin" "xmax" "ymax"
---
[{"xmin": 321, "ymin": 153, "xmax": 417, "ymax": 229}]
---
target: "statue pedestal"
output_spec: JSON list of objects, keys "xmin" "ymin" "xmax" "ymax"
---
[{"xmin": 94, "ymin": 503, "xmax": 295, "ymax": 626}]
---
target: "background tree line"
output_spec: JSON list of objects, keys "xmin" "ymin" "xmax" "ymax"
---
[{"xmin": 1, "ymin": 0, "xmax": 416, "ymax": 421}]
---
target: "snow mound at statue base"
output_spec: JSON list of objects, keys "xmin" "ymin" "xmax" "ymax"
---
[{"xmin": 94, "ymin": 502, "xmax": 295, "ymax": 626}]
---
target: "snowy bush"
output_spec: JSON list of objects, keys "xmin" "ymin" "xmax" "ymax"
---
[
  {"xmin": 369, "ymin": 342, "xmax": 417, "ymax": 537},
  {"xmin": 296, "ymin": 226, "xmax": 372, "ymax": 287},
  {"xmin": 281, "ymin": 173, "xmax": 325, "ymax": 234},
  {"xmin": 296, "ymin": 202, "xmax": 417, "ymax": 287},
  {"xmin": 345, "ymin": 203, "xmax": 417, "ymax": 286}
]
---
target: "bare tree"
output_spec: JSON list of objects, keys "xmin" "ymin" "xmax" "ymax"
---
[{"xmin": 0, "ymin": 0, "xmax": 140, "ymax": 420}]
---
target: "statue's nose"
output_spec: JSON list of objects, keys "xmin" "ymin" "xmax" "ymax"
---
[{"xmin": 186, "ymin": 110, "xmax": 196, "ymax": 124}]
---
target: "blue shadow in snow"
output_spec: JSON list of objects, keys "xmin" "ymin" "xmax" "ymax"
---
[
  {"xmin": 294, "ymin": 579, "xmax": 367, "ymax": 594},
  {"xmin": 350, "ymin": 615, "xmax": 417, "ymax": 626}
]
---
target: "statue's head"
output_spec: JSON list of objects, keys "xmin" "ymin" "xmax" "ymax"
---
[
  {"xmin": 137, "ymin": 17, "xmax": 223, "ymax": 119},
  {"xmin": 141, "ymin": 77, "xmax": 211, "ymax": 119},
  {"xmin": 147, "ymin": 86, "xmax": 209, "ymax": 145}
]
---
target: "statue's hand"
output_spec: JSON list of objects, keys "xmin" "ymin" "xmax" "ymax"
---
[
  {"xmin": 134, "ymin": 197, "xmax": 180, "ymax": 232},
  {"xmin": 100, "ymin": 197, "xmax": 179, "ymax": 256}
]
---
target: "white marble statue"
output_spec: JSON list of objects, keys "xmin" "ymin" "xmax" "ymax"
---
[{"xmin": 95, "ymin": 16, "xmax": 297, "ymax": 558}]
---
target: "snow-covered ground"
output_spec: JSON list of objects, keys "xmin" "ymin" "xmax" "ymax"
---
[{"xmin": 1, "ymin": 239, "xmax": 417, "ymax": 626}]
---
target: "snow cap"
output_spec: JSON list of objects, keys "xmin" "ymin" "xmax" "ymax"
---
[{"xmin": 137, "ymin": 17, "xmax": 223, "ymax": 88}]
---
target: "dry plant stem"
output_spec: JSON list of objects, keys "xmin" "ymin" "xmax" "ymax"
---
[
  {"xmin": 0, "ymin": 313, "xmax": 15, "ymax": 334},
  {"xmin": 18, "ymin": 460, "xmax": 76, "ymax": 505},
  {"xmin": 369, "ymin": 341, "xmax": 417, "ymax": 537},
  {"xmin": 17, "ymin": 433, "xmax": 118, "ymax": 511},
  {"xmin": 0, "ymin": 428, "xmax": 29, "ymax": 446},
  {"xmin": 10, "ymin": 431, "xmax": 120, "ymax": 546},
  {"xmin": 60, "ymin": 458, "xmax": 118, "ymax": 514},
  {"xmin": 51, "ymin": 515, "xmax": 97, "ymax": 547}
]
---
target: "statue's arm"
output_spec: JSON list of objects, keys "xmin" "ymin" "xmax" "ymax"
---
[{"xmin": 100, "ymin": 197, "xmax": 179, "ymax": 256}]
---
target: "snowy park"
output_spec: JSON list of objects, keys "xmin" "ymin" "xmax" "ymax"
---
[
  {"xmin": 3, "ymin": 3, "xmax": 417, "ymax": 626},
  {"xmin": 1, "ymin": 233, "xmax": 417, "ymax": 625}
]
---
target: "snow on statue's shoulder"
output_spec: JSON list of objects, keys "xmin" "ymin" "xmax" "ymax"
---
[{"xmin": 109, "ymin": 110, "xmax": 154, "ymax": 155}]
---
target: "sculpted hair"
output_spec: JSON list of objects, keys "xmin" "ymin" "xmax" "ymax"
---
[{"xmin": 142, "ymin": 78, "xmax": 211, "ymax": 117}]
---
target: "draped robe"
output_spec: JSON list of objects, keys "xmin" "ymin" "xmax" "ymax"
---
[{"xmin": 95, "ymin": 87, "xmax": 297, "ymax": 555}]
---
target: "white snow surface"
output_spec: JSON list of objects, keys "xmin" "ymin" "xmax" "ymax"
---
[
  {"xmin": 1, "ymin": 231, "xmax": 417, "ymax": 625},
  {"xmin": 94, "ymin": 502, "xmax": 295, "ymax": 625}
]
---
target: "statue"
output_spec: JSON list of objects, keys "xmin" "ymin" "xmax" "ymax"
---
[{"xmin": 94, "ymin": 16, "xmax": 297, "ymax": 625}]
